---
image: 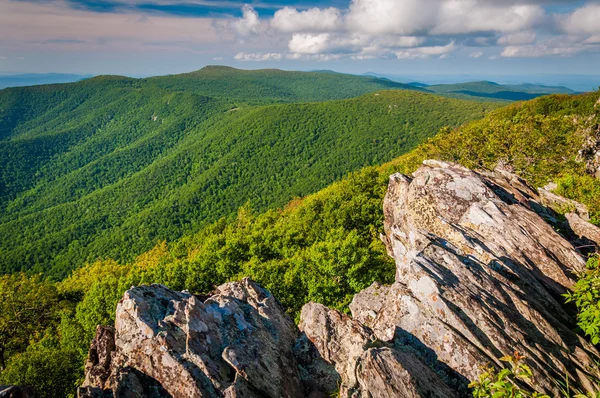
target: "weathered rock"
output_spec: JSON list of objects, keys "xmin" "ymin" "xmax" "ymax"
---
[
  {"xmin": 82, "ymin": 278, "xmax": 303, "ymax": 398},
  {"xmin": 351, "ymin": 160, "xmax": 600, "ymax": 394},
  {"xmin": 0, "ymin": 386, "xmax": 37, "ymax": 398},
  {"xmin": 538, "ymin": 187, "xmax": 590, "ymax": 221},
  {"xmin": 299, "ymin": 302, "xmax": 459, "ymax": 397},
  {"xmin": 566, "ymin": 212, "xmax": 600, "ymax": 246},
  {"xmin": 81, "ymin": 326, "xmax": 116, "ymax": 391}
]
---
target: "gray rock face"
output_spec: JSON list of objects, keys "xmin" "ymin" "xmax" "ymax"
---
[
  {"xmin": 298, "ymin": 302, "xmax": 459, "ymax": 397},
  {"xmin": 350, "ymin": 160, "xmax": 600, "ymax": 394},
  {"xmin": 80, "ymin": 278, "xmax": 303, "ymax": 398},
  {"xmin": 566, "ymin": 212, "xmax": 600, "ymax": 246}
]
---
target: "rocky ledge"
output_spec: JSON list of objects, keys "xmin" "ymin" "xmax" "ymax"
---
[{"xmin": 79, "ymin": 160, "xmax": 600, "ymax": 397}]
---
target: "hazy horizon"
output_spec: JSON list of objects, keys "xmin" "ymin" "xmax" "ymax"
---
[{"xmin": 2, "ymin": 0, "xmax": 600, "ymax": 86}]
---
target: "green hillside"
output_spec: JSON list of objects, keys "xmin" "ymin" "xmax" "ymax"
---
[
  {"xmin": 0, "ymin": 81, "xmax": 598, "ymax": 398},
  {"xmin": 0, "ymin": 74, "xmax": 498, "ymax": 278},
  {"xmin": 148, "ymin": 66, "xmax": 425, "ymax": 104},
  {"xmin": 426, "ymin": 80, "xmax": 576, "ymax": 101}
]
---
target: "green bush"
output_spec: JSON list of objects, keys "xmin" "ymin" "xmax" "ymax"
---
[
  {"xmin": 565, "ymin": 255, "xmax": 600, "ymax": 344},
  {"xmin": 469, "ymin": 353, "xmax": 549, "ymax": 398},
  {"xmin": 0, "ymin": 337, "xmax": 81, "ymax": 398}
]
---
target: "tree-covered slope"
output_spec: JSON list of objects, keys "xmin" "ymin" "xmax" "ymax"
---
[
  {"xmin": 0, "ymin": 82, "xmax": 498, "ymax": 278},
  {"xmin": 0, "ymin": 88, "xmax": 598, "ymax": 398},
  {"xmin": 148, "ymin": 66, "xmax": 425, "ymax": 104},
  {"xmin": 426, "ymin": 80, "xmax": 576, "ymax": 101}
]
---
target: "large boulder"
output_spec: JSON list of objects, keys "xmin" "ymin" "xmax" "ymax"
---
[
  {"xmin": 298, "ymin": 302, "xmax": 458, "ymax": 397},
  {"xmin": 350, "ymin": 160, "xmax": 600, "ymax": 394},
  {"xmin": 80, "ymin": 278, "xmax": 304, "ymax": 398}
]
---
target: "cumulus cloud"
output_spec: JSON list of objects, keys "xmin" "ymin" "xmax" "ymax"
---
[
  {"xmin": 227, "ymin": 0, "xmax": 600, "ymax": 60},
  {"xmin": 233, "ymin": 5, "xmax": 260, "ymax": 37},
  {"xmin": 288, "ymin": 33, "xmax": 331, "ymax": 54},
  {"xmin": 234, "ymin": 52, "xmax": 282, "ymax": 61},
  {"xmin": 433, "ymin": 2, "xmax": 545, "ymax": 35},
  {"xmin": 271, "ymin": 7, "xmax": 342, "ymax": 33},
  {"xmin": 501, "ymin": 44, "xmax": 580, "ymax": 57},
  {"xmin": 346, "ymin": 0, "xmax": 438, "ymax": 35},
  {"xmin": 395, "ymin": 41, "xmax": 456, "ymax": 59},
  {"xmin": 497, "ymin": 31, "xmax": 537, "ymax": 45},
  {"xmin": 559, "ymin": 3, "xmax": 600, "ymax": 36}
]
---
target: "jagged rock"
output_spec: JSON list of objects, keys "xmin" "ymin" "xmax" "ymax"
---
[
  {"xmin": 351, "ymin": 160, "xmax": 600, "ymax": 395},
  {"xmin": 81, "ymin": 278, "xmax": 303, "ymax": 398},
  {"xmin": 81, "ymin": 326, "xmax": 116, "ymax": 391},
  {"xmin": 299, "ymin": 302, "xmax": 459, "ymax": 397},
  {"xmin": 0, "ymin": 386, "xmax": 37, "ymax": 398},
  {"xmin": 538, "ymin": 187, "xmax": 590, "ymax": 221},
  {"xmin": 566, "ymin": 212, "xmax": 600, "ymax": 246}
]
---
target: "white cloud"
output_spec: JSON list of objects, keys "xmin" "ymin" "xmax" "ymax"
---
[
  {"xmin": 226, "ymin": 1, "xmax": 600, "ymax": 61},
  {"xmin": 560, "ymin": 4, "xmax": 600, "ymax": 36},
  {"xmin": 234, "ymin": 52, "xmax": 282, "ymax": 61},
  {"xmin": 286, "ymin": 53, "xmax": 342, "ymax": 61},
  {"xmin": 346, "ymin": 0, "xmax": 439, "ymax": 35},
  {"xmin": 271, "ymin": 7, "xmax": 342, "ymax": 33},
  {"xmin": 433, "ymin": 2, "xmax": 545, "ymax": 35},
  {"xmin": 233, "ymin": 5, "xmax": 260, "ymax": 37},
  {"xmin": 497, "ymin": 31, "xmax": 536, "ymax": 46},
  {"xmin": 395, "ymin": 41, "xmax": 456, "ymax": 59},
  {"xmin": 288, "ymin": 33, "xmax": 331, "ymax": 54},
  {"xmin": 501, "ymin": 44, "xmax": 581, "ymax": 58}
]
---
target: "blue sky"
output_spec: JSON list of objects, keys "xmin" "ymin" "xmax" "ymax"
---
[{"xmin": 1, "ymin": 0, "xmax": 599, "ymax": 88}]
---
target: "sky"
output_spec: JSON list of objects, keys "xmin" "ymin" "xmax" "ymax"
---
[{"xmin": 1, "ymin": 0, "xmax": 600, "ymax": 87}]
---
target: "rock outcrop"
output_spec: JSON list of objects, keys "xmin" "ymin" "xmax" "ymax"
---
[
  {"xmin": 79, "ymin": 279, "xmax": 304, "ymax": 398},
  {"xmin": 350, "ymin": 160, "xmax": 599, "ymax": 394},
  {"xmin": 80, "ymin": 160, "xmax": 600, "ymax": 397}
]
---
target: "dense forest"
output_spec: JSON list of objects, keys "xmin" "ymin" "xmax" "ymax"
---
[
  {"xmin": 0, "ymin": 71, "xmax": 500, "ymax": 278},
  {"xmin": 0, "ymin": 67, "xmax": 598, "ymax": 397}
]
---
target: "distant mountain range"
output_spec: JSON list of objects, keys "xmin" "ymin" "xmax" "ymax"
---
[
  {"xmin": 364, "ymin": 72, "xmax": 579, "ymax": 101},
  {"xmin": 0, "ymin": 73, "xmax": 92, "ymax": 89}
]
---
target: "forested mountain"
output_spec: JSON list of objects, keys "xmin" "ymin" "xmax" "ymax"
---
[
  {"xmin": 0, "ymin": 90, "xmax": 597, "ymax": 398},
  {"xmin": 365, "ymin": 72, "xmax": 578, "ymax": 101},
  {"xmin": 0, "ymin": 71, "xmax": 499, "ymax": 278},
  {"xmin": 0, "ymin": 73, "xmax": 91, "ymax": 90},
  {"xmin": 424, "ymin": 80, "xmax": 577, "ymax": 101},
  {"xmin": 147, "ymin": 66, "xmax": 425, "ymax": 104}
]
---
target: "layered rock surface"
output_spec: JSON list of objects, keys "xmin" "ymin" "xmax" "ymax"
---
[
  {"xmin": 79, "ymin": 279, "xmax": 304, "ymax": 398},
  {"xmin": 80, "ymin": 160, "xmax": 600, "ymax": 397},
  {"xmin": 351, "ymin": 160, "xmax": 600, "ymax": 394}
]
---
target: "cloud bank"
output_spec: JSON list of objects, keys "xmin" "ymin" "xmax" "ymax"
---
[{"xmin": 231, "ymin": 0, "xmax": 600, "ymax": 61}]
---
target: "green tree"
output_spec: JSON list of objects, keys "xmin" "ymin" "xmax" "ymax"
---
[{"xmin": 0, "ymin": 274, "xmax": 60, "ymax": 370}]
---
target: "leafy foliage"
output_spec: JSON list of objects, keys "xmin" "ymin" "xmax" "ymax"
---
[
  {"xmin": 0, "ymin": 336, "xmax": 81, "ymax": 398},
  {"xmin": 469, "ymin": 353, "xmax": 550, "ymax": 398},
  {"xmin": 0, "ymin": 273, "xmax": 62, "ymax": 370},
  {"xmin": 565, "ymin": 255, "xmax": 600, "ymax": 344}
]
